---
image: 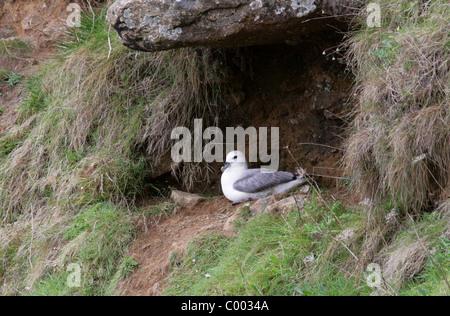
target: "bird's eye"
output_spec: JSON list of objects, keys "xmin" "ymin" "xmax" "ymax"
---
[{"xmin": 233, "ymin": 155, "xmax": 238, "ymax": 160}]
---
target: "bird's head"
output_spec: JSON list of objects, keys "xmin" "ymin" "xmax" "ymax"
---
[{"xmin": 221, "ymin": 150, "xmax": 247, "ymax": 172}]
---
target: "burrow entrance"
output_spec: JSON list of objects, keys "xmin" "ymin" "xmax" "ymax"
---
[{"xmin": 148, "ymin": 21, "xmax": 354, "ymax": 197}]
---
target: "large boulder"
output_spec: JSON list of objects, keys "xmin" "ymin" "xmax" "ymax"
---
[{"xmin": 107, "ymin": 0, "xmax": 350, "ymax": 52}]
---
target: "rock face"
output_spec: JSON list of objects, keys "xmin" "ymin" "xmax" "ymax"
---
[{"xmin": 107, "ymin": 0, "xmax": 334, "ymax": 52}]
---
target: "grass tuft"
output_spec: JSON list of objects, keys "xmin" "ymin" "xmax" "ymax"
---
[
  {"xmin": 0, "ymin": 39, "xmax": 32, "ymax": 58},
  {"xmin": 344, "ymin": 0, "xmax": 449, "ymax": 213}
]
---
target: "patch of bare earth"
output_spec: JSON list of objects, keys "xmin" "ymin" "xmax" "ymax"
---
[
  {"xmin": 118, "ymin": 198, "xmax": 238, "ymax": 296},
  {"xmin": 0, "ymin": 0, "xmax": 83, "ymax": 128}
]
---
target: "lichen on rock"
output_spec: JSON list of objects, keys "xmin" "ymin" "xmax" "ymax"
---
[{"xmin": 106, "ymin": 0, "xmax": 341, "ymax": 52}]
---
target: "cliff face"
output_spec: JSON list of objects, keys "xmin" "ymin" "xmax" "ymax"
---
[{"xmin": 106, "ymin": 0, "xmax": 356, "ymax": 52}]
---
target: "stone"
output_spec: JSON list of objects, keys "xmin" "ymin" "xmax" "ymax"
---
[
  {"xmin": 223, "ymin": 211, "xmax": 240, "ymax": 236},
  {"xmin": 249, "ymin": 193, "xmax": 305, "ymax": 215},
  {"xmin": 107, "ymin": 0, "xmax": 345, "ymax": 52},
  {"xmin": 266, "ymin": 195, "xmax": 306, "ymax": 214},
  {"xmin": 249, "ymin": 194, "xmax": 281, "ymax": 215},
  {"xmin": 170, "ymin": 190, "xmax": 206, "ymax": 208}
]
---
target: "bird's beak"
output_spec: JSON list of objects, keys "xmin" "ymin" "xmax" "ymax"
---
[{"xmin": 221, "ymin": 162, "xmax": 230, "ymax": 173}]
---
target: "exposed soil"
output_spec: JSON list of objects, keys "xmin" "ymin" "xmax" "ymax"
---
[
  {"xmin": 119, "ymin": 198, "xmax": 239, "ymax": 296},
  {"xmin": 185, "ymin": 23, "xmax": 354, "ymax": 195},
  {"xmin": 0, "ymin": 0, "xmax": 84, "ymax": 47},
  {"xmin": 0, "ymin": 47, "xmax": 54, "ymax": 128},
  {"xmin": 0, "ymin": 0, "xmax": 82, "ymax": 129},
  {"xmin": 225, "ymin": 41, "xmax": 351, "ymax": 179}
]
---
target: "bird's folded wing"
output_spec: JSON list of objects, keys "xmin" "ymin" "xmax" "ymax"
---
[{"xmin": 232, "ymin": 170, "xmax": 297, "ymax": 193}]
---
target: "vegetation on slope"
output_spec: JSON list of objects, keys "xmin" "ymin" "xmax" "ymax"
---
[
  {"xmin": 165, "ymin": 194, "xmax": 372, "ymax": 296},
  {"xmin": 340, "ymin": 0, "xmax": 449, "ymax": 292},
  {"xmin": 164, "ymin": 191, "xmax": 448, "ymax": 296},
  {"xmin": 0, "ymin": 1, "xmax": 448, "ymax": 296},
  {"xmin": 344, "ymin": 0, "xmax": 449, "ymax": 212},
  {"xmin": 163, "ymin": 0, "xmax": 450, "ymax": 296},
  {"xmin": 0, "ymin": 8, "xmax": 226, "ymax": 295}
]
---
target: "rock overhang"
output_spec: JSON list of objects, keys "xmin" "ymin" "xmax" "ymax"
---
[{"xmin": 107, "ymin": 0, "xmax": 352, "ymax": 52}]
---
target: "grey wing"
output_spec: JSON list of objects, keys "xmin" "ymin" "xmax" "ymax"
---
[{"xmin": 233, "ymin": 169, "xmax": 297, "ymax": 193}]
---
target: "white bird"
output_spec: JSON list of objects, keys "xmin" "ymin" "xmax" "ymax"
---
[{"xmin": 220, "ymin": 151, "xmax": 307, "ymax": 204}]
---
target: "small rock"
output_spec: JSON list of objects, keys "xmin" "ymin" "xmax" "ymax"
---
[
  {"xmin": 250, "ymin": 193, "xmax": 306, "ymax": 216},
  {"xmin": 266, "ymin": 195, "xmax": 306, "ymax": 214},
  {"xmin": 249, "ymin": 197, "xmax": 272, "ymax": 215},
  {"xmin": 223, "ymin": 212, "xmax": 240, "ymax": 236},
  {"xmin": 170, "ymin": 190, "xmax": 206, "ymax": 208}
]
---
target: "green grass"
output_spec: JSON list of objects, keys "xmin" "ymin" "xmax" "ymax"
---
[
  {"xmin": 0, "ymin": 68, "xmax": 24, "ymax": 86},
  {"xmin": 117, "ymin": 257, "xmax": 140, "ymax": 279},
  {"xmin": 0, "ymin": 39, "xmax": 32, "ymax": 57},
  {"xmin": 164, "ymin": 191, "xmax": 449, "ymax": 296},
  {"xmin": 6, "ymin": 72, "xmax": 24, "ymax": 86},
  {"xmin": 0, "ymin": 135, "xmax": 22, "ymax": 158},
  {"xmin": 0, "ymin": 68, "xmax": 9, "ymax": 81},
  {"xmin": 19, "ymin": 76, "xmax": 47, "ymax": 116},
  {"xmin": 164, "ymin": 195, "xmax": 371, "ymax": 296},
  {"xmin": 31, "ymin": 203, "xmax": 136, "ymax": 296}
]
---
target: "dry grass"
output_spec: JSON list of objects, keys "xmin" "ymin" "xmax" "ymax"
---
[
  {"xmin": 0, "ymin": 8, "xmax": 227, "ymax": 294},
  {"xmin": 0, "ymin": 10, "xmax": 227, "ymax": 223},
  {"xmin": 344, "ymin": 0, "xmax": 449, "ymax": 213},
  {"xmin": 381, "ymin": 207, "xmax": 449, "ymax": 293},
  {"xmin": 0, "ymin": 39, "xmax": 32, "ymax": 58},
  {"xmin": 341, "ymin": 1, "xmax": 449, "ymax": 274},
  {"xmin": 382, "ymin": 237, "xmax": 429, "ymax": 291}
]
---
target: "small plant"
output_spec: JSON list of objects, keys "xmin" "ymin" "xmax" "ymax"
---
[
  {"xmin": 20, "ymin": 76, "xmax": 46, "ymax": 115},
  {"xmin": 7, "ymin": 72, "xmax": 24, "ymax": 86},
  {"xmin": 143, "ymin": 202, "xmax": 178, "ymax": 217},
  {"xmin": 118, "ymin": 257, "xmax": 140, "ymax": 278},
  {"xmin": 0, "ymin": 39, "xmax": 32, "ymax": 57},
  {"xmin": 0, "ymin": 68, "xmax": 9, "ymax": 82},
  {"xmin": 0, "ymin": 135, "xmax": 21, "ymax": 157},
  {"xmin": 30, "ymin": 203, "xmax": 137, "ymax": 295}
]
